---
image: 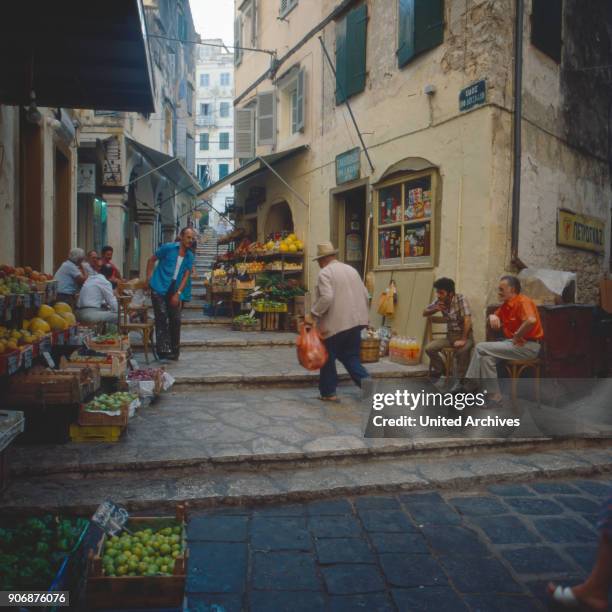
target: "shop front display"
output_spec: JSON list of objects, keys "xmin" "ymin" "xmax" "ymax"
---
[{"xmin": 375, "ymin": 171, "xmax": 436, "ymax": 269}]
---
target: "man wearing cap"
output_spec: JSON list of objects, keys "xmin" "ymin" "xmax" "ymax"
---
[{"xmin": 305, "ymin": 242, "xmax": 371, "ymax": 402}]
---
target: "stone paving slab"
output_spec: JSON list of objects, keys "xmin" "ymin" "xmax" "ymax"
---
[
  {"xmin": 2, "ymin": 447, "xmax": 611, "ymax": 515},
  {"xmin": 131, "ymin": 346, "xmax": 428, "ymax": 385},
  {"xmin": 180, "ymin": 477, "xmax": 611, "ymax": 612}
]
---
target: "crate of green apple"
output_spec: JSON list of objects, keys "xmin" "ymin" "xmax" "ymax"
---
[
  {"xmin": 0, "ymin": 515, "xmax": 89, "ymax": 591},
  {"xmin": 86, "ymin": 508, "xmax": 188, "ymax": 609},
  {"xmin": 78, "ymin": 391, "xmax": 137, "ymax": 427}
]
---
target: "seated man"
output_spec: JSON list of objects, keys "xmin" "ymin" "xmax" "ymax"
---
[
  {"xmin": 423, "ymin": 277, "xmax": 473, "ymax": 383},
  {"xmin": 54, "ymin": 248, "xmax": 88, "ymax": 308},
  {"xmin": 462, "ymin": 275, "xmax": 544, "ymax": 405},
  {"xmin": 76, "ymin": 262, "xmax": 118, "ymax": 331}
]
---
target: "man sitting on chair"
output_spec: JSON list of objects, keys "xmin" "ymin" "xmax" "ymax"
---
[
  {"xmin": 423, "ymin": 277, "xmax": 473, "ymax": 383},
  {"xmin": 76, "ymin": 262, "xmax": 118, "ymax": 332},
  {"xmin": 460, "ymin": 275, "xmax": 544, "ymax": 405}
]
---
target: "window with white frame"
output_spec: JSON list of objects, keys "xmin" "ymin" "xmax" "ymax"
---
[
  {"xmin": 200, "ymin": 103, "xmax": 211, "ymax": 116},
  {"xmin": 220, "ymin": 73, "xmax": 231, "ymax": 87},
  {"xmin": 241, "ymin": 0, "xmax": 258, "ymax": 47},
  {"xmin": 219, "ymin": 102, "xmax": 230, "ymax": 118},
  {"xmin": 200, "ymin": 73, "xmax": 210, "ymax": 87},
  {"xmin": 280, "ymin": 0, "xmax": 298, "ymax": 18},
  {"xmin": 279, "ymin": 68, "xmax": 305, "ymax": 136}
]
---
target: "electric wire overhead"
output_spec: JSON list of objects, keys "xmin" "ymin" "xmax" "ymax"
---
[{"xmin": 147, "ymin": 33, "xmax": 276, "ymax": 57}]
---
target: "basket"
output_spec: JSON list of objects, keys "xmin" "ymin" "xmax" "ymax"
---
[
  {"xmin": 69, "ymin": 424, "xmax": 125, "ymax": 443},
  {"xmin": 360, "ymin": 338, "xmax": 381, "ymax": 363},
  {"xmin": 86, "ymin": 506, "xmax": 188, "ymax": 610},
  {"xmin": 78, "ymin": 400, "xmax": 130, "ymax": 427}
]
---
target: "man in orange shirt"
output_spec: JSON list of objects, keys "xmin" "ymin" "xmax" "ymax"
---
[{"xmin": 461, "ymin": 275, "xmax": 543, "ymax": 404}]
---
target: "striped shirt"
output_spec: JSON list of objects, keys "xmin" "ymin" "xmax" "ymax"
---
[{"xmin": 427, "ymin": 293, "xmax": 471, "ymax": 334}]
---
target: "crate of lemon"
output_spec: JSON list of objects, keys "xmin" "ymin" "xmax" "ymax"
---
[
  {"xmin": 86, "ymin": 509, "xmax": 188, "ymax": 609},
  {"xmin": 21, "ymin": 302, "xmax": 77, "ymax": 347}
]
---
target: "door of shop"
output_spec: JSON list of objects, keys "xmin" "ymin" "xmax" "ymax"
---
[
  {"xmin": 53, "ymin": 146, "xmax": 72, "ymax": 272},
  {"xmin": 336, "ymin": 186, "xmax": 366, "ymax": 274}
]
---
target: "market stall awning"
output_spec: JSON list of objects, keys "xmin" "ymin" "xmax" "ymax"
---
[
  {"xmin": 126, "ymin": 137, "xmax": 201, "ymax": 195},
  {"xmin": 0, "ymin": 0, "xmax": 154, "ymax": 113},
  {"xmin": 197, "ymin": 146, "xmax": 309, "ymax": 200}
]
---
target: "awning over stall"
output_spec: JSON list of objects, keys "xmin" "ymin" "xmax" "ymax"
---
[
  {"xmin": 197, "ymin": 146, "xmax": 309, "ymax": 200},
  {"xmin": 0, "ymin": 0, "xmax": 155, "ymax": 113},
  {"xmin": 126, "ymin": 137, "xmax": 201, "ymax": 195}
]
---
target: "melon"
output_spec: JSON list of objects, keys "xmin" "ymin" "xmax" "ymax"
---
[
  {"xmin": 53, "ymin": 302, "xmax": 73, "ymax": 315},
  {"xmin": 47, "ymin": 314, "xmax": 68, "ymax": 331},
  {"xmin": 38, "ymin": 304, "xmax": 55, "ymax": 319},
  {"xmin": 59, "ymin": 311, "xmax": 76, "ymax": 325},
  {"xmin": 30, "ymin": 318, "xmax": 51, "ymax": 334}
]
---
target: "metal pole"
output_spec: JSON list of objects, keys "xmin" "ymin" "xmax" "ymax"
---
[
  {"xmin": 257, "ymin": 155, "xmax": 309, "ymax": 207},
  {"xmin": 318, "ymin": 36, "xmax": 375, "ymax": 174}
]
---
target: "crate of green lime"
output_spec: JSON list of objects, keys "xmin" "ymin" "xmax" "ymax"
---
[
  {"xmin": 86, "ymin": 505, "xmax": 188, "ymax": 609},
  {"xmin": 0, "ymin": 515, "xmax": 90, "ymax": 593}
]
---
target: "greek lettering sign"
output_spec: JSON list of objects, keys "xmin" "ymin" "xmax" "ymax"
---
[
  {"xmin": 557, "ymin": 209, "xmax": 605, "ymax": 254},
  {"xmin": 459, "ymin": 80, "xmax": 486, "ymax": 112},
  {"xmin": 336, "ymin": 148, "xmax": 361, "ymax": 185}
]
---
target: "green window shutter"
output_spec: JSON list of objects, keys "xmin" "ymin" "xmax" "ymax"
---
[
  {"xmin": 335, "ymin": 17, "xmax": 348, "ymax": 104},
  {"xmin": 397, "ymin": 0, "xmax": 415, "ymax": 67},
  {"xmin": 531, "ymin": 0, "xmax": 562, "ymax": 63},
  {"xmin": 346, "ymin": 4, "xmax": 367, "ymax": 98},
  {"xmin": 414, "ymin": 0, "xmax": 444, "ymax": 56}
]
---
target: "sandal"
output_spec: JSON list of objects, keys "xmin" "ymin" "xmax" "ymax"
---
[{"xmin": 319, "ymin": 395, "xmax": 340, "ymax": 403}]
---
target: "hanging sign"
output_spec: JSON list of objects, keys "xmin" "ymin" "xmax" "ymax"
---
[
  {"xmin": 102, "ymin": 137, "xmax": 122, "ymax": 187},
  {"xmin": 557, "ymin": 209, "xmax": 605, "ymax": 254},
  {"xmin": 336, "ymin": 148, "xmax": 361, "ymax": 185},
  {"xmin": 459, "ymin": 80, "xmax": 486, "ymax": 112},
  {"xmin": 77, "ymin": 164, "xmax": 96, "ymax": 193}
]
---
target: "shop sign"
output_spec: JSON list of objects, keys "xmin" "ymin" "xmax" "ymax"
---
[
  {"xmin": 557, "ymin": 209, "xmax": 605, "ymax": 254},
  {"xmin": 336, "ymin": 148, "xmax": 361, "ymax": 185},
  {"xmin": 459, "ymin": 80, "xmax": 486, "ymax": 112},
  {"xmin": 102, "ymin": 137, "xmax": 122, "ymax": 187},
  {"xmin": 77, "ymin": 163, "xmax": 96, "ymax": 193}
]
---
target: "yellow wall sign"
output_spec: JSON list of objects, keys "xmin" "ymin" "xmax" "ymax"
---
[{"xmin": 557, "ymin": 209, "xmax": 605, "ymax": 254}]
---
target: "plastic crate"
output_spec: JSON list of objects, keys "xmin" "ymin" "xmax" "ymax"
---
[{"xmin": 69, "ymin": 424, "xmax": 125, "ymax": 443}]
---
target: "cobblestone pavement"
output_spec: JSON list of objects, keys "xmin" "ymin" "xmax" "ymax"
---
[{"xmin": 185, "ymin": 477, "xmax": 611, "ymax": 612}]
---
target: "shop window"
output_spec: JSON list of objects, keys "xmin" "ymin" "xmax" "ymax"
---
[
  {"xmin": 219, "ymin": 163, "xmax": 229, "ymax": 179},
  {"xmin": 374, "ymin": 171, "xmax": 436, "ymax": 269},
  {"xmin": 397, "ymin": 0, "xmax": 444, "ymax": 68},
  {"xmin": 335, "ymin": 4, "xmax": 367, "ymax": 104},
  {"xmin": 220, "ymin": 102, "xmax": 230, "ymax": 118},
  {"xmin": 219, "ymin": 132, "xmax": 230, "ymax": 150},
  {"xmin": 531, "ymin": 0, "xmax": 562, "ymax": 63},
  {"xmin": 220, "ymin": 73, "xmax": 231, "ymax": 86},
  {"xmin": 200, "ymin": 73, "xmax": 210, "ymax": 87}
]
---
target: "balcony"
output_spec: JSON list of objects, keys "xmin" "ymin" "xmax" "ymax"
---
[{"xmin": 195, "ymin": 114, "xmax": 216, "ymax": 128}]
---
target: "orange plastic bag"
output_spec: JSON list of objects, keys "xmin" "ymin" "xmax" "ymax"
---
[{"xmin": 296, "ymin": 323, "xmax": 329, "ymax": 371}]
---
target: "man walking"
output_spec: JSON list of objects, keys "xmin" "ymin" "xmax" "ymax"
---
[
  {"xmin": 54, "ymin": 248, "xmax": 88, "ymax": 308},
  {"xmin": 76, "ymin": 263, "xmax": 118, "ymax": 331},
  {"xmin": 305, "ymin": 242, "xmax": 370, "ymax": 402},
  {"xmin": 461, "ymin": 275, "xmax": 544, "ymax": 405},
  {"xmin": 146, "ymin": 227, "xmax": 195, "ymax": 361},
  {"xmin": 423, "ymin": 277, "xmax": 473, "ymax": 383}
]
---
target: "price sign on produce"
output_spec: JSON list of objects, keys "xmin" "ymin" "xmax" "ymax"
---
[{"xmin": 91, "ymin": 500, "xmax": 130, "ymax": 536}]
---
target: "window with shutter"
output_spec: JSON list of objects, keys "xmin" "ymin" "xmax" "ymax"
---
[
  {"xmin": 219, "ymin": 132, "xmax": 230, "ymax": 150},
  {"xmin": 234, "ymin": 17, "xmax": 243, "ymax": 65},
  {"xmin": 235, "ymin": 108, "xmax": 255, "ymax": 159},
  {"xmin": 335, "ymin": 4, "xmax": 367, "ymax": 104},
  {"xmin": 397, "ymin": 0, "xmax": 444, "ymax": 68},
  {"xmin": 293, "ymin": 69, "xmax": 305, "ymax": 133},
  {"xmin": 531, "ymin": 0, "xmax": 562, "ymax": 63},
  {"xmin": 257, "ymin": 91, "xmax": 276, "ymax": 145},
  {"xmin": 199, "ymin": 133, "xmax": 209, "ymax": 150},
  {"xmin": 219, "ymin": 164, "xmax": 229, "ymax": 179}
]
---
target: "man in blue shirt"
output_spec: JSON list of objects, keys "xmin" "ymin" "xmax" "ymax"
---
[{"xmin": 146, "ymin": 227, "xmax": 195, "ymax": 361}]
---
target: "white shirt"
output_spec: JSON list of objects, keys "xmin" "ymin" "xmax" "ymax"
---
[
  {"xmin": 173, "ymin": 256, "xmax": 184, "ymax": 281},
  {"xmin": 82, "ymin": 262, "xmax": 96, "ymax": 276},
  {"xmin": 77, "ymin": 273, "xmax": 118, "ymax": 312},
  {"xmin": 54, "ymin": 260, "xmax": 82, "ymax": 295}
]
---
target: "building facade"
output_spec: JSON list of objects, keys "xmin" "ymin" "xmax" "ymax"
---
[
  {"xmin": 215, "ymin": 0, "xmax": 611, "ymax": 342},
  {"xmin": 195, "ymin": 40, "xmax": 235, "ymax": 230},
  {"xmin": 75, "ymin": 0, "xmax": 199, "ymax": 278}
]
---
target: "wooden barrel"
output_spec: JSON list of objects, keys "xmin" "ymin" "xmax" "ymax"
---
[{"xmin": 360, "ymin": 338, "xmax": 380, "ymax": 363}]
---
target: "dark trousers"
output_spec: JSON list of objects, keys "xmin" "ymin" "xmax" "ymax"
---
[
  {"xmin": 319, "ymin": 326, "xmax": 370, "ymax": 397},
  {"xmin": 151, "ymin": 282, "xmax": 181, "ymax": 357}
]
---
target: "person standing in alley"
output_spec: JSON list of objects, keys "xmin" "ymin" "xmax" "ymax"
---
[
  {"xmin": 305, "ymin": 242, "xmax": 370, "ymax": 402},
  {"xmin": 146, "ymin": 227, "xmax": 195, "ymax": 361}
]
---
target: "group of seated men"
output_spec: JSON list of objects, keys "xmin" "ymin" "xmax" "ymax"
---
[
  {"xmin": 54, "ymin": 247, "xmax": 121, "ymax": 329},
  {"xmin": 423, "ymin": 275, "xmax": 544, "ymax": 406}
]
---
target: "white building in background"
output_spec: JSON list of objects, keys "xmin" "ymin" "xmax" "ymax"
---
[{"xmin": 195, "ymin": 39, "xmax": 234, "ymax": 230}]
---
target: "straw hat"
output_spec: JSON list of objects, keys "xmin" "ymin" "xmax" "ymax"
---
[{"xmin": 312, "ymin": 241, "xmax": 339, "ymax": 260}]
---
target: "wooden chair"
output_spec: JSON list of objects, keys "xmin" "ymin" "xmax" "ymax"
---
[
  {"xmin": 117, "ymin": 286, "xmax": 154, "ymax": 364},
  {"xmin": 425, "ymin": 315, "xmax": 456, "ymax": 380}
]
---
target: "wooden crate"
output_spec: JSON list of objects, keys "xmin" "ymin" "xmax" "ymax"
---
[
  {"xmin": 78, "ymin": 400, "xmax": 130, "ymax": 427},
  {"xmin": 261, "ymin": 312, "xmax": 280, "ymax": 331},
  {"xmin": 232, "ymin": 287, "xmax": 252, "ymax": 303},
  {"xmin": 6, "ymin": 366, "xmax": 101, "ymax": 405},
  {"xmin": 86, "ymin": 506, "xmax": 188, "ymax": 609},
  {"xmin": 0, "ymin": 349, "xmax": 20, "ymax": 376},
  {"xmin": 65, "ymin": 351, "xmax": 128, "ymax": 378},
  {"xmin": 88, "ymin": 335, "xmax": 130, "ymax": 351},
  {"xmin": 360, "ymin": 338, "xmax": 381, "ymax": 363},
  {"xmin": 69, "ymin": 424, "xmax": 125, "ymax": 443}
]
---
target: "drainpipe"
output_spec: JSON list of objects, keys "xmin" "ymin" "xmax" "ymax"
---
[{"xmin": 511, "ymin": 0, "xmax": 524, "ymax": 265}]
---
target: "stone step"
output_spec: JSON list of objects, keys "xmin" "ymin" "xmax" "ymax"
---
[{"xmin": 3, "ymin": 443, "xmax": 610, "ymax": 515}]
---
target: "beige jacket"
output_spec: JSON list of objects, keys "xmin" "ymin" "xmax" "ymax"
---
[{"xmin": 311, "ymin": 260, "xmax": 370, "ymax": 338}]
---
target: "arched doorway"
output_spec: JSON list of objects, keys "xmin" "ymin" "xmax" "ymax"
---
[{"xmin": 264, "ymin": 201, "xmax": 294, "ymax": 238}]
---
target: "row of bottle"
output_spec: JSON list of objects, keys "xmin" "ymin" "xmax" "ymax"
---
[{"xmin": 389, "ymin": 336, "xmax": 421, "ymax": 363}]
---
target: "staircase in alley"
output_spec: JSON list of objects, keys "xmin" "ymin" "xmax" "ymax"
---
[{"xmin": 189, "ymin": 227, "xmax": 228, "ymax": 308}]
